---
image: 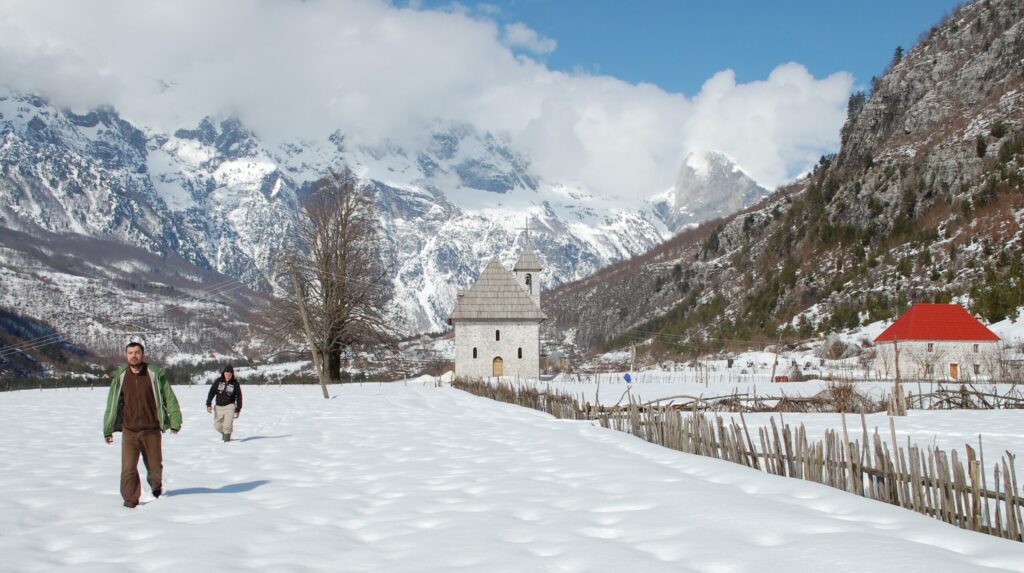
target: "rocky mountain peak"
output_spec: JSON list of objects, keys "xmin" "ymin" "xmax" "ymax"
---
[{"xmin": 652, "ymin": 151, "xmax": 768, "ymax": 231}]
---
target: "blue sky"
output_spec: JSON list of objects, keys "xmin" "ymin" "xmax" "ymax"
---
[{"xmin": 425, "ymin": 0, "xmax": 965, "ymax": 95}]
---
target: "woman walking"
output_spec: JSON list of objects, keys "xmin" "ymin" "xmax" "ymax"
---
[{"xmin": 206, "ymin": 365, "xmax": 242, "ymax": 442}]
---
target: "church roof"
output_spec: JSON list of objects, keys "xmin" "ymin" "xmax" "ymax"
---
[
  {"xmin": 448, "ymin": 257, "xmax": 546, "ymax": 323},
  {"xmin": 513, "ymin": 244, "xmax": 543, "ymax": 271}
]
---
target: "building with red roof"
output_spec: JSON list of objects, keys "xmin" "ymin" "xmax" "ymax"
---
[{"xmin": 873, "ymin": 303, "xmax": 1000, "ymax": 381}]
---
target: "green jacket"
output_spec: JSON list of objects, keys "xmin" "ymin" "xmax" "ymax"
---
[{"xmin": 102, "ymin": 363, "xmax": 182, "ymax": 437}]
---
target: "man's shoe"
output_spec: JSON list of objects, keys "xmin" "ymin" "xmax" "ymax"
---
[
  {"xmin": 123, "ymin": 501, "xmax": 137, "ymax": 508},
  {"xmin": 152, "ymin": 488, "xmax": 162, "ymax": 498},
  {"xmin": 223, "ymin": 433, "xmax": 231, "ymax": 442}
]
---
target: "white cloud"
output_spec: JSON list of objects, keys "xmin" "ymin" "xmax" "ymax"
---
[
  {"xmin": 683, "ymin": 64, "xmax": 854, "ymax": 186},
  {"xmin": 502, "ymin": 22, "xmax": 557, "ymax": 55},
  {"xmin": 0, "ymin": 0, "xmax": 852, "ymax": 196}
]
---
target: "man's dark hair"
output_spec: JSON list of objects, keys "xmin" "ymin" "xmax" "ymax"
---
[{"xmin": 125, "ymin": 341, "xmax": 145, "ymax": 354}]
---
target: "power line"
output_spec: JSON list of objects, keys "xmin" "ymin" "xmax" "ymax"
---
[
  {"xmin": 0, "ymin": 333, "xmax": 68, "ymax": 358},
  {"xmin": 0, "ymin": 326, "xmax": 165, "ymax": 359}
]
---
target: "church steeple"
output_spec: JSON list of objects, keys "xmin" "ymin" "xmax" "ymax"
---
[
  {"xmin": 513, "ymin": 244, "xmax": 543, "ymax": 310},
  {"xmin": 513, "ymin": 244, "xmax": 543, "ymax": 273}
]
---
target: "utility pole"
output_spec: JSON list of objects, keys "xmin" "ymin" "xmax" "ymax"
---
[
  {"xmin": 893, "ymin": 338, "xmax": 901, "ymax": 382},
  {"xmin": 891, "ymin": 337, "xmax": 906, "ymax": 415},
  {"xmin": 289, "ymin": 261, "xmax": 329, "ymax": 399},
  {"xmin": 630, "ymin": 342, "xmax": 636, "ymax": 379},
  {"xmin": 769, "ymin": 332, "xmax": 782, "ymax": 383}
]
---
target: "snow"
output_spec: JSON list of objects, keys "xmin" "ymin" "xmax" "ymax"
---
[
  {"xmin": 991, "ymin": 314, "xmax": 1024, "ymax": 347},
  {"xmin": 733, "ymin": 409, "xmax": 1024, "ymax": 463},
  {"xmin": 684, "ymin": 151, "xmax": 713, "ymax": 177},
  {"xmin": 541, "ymin": 375, "xmax": 893, "ymax": 403},
  {"xmin": 212, "ymin": 158, "xmax": 278, "ymax": 191},
  {"xmin": 2, "ymin": 383, "xmax": 1023, "ymax": 572},
  {"xmin": 147, "ymin": 146, "xmax": 200, "ymax": 212},
  {"xmin": 185, "ymin": 360, "xmax": 313, "ymax": 384}
]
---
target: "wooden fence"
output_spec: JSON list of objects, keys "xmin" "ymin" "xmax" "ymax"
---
[{"xmin": 452, "ymin": 378, "xmax": 1024, "ymax": 542}]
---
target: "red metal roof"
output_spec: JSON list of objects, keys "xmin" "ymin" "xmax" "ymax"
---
[{"xmin": 874, "ymin": 303, "xmax": 999, "ymax": 342}]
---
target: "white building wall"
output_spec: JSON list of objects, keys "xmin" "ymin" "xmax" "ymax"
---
[
  {"xmin": 874, "ymin": 340, "xmax": 1001, "ymax": 380},
  {"xmin": 454, "ymin": 320, "xmax": 540, "ymax": 380}
]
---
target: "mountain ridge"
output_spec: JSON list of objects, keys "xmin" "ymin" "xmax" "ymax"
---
[{"xmin": 0, "ymin": 87, "xmax": 767, "ymax": 372}]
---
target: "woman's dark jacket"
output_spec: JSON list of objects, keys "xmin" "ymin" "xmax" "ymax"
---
[{"xmin": 206, "ymin": 375, "xmax": 242, "ymax": 411}]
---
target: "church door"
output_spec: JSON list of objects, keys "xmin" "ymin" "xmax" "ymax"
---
[{"xmin": 492, "ymin": 357, "xmax": 504, "ymax": 377}]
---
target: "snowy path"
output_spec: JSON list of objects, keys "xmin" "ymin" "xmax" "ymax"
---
[{"xmin": 1, "ymin": 383, "xmax": 1023, "ymax": 572}]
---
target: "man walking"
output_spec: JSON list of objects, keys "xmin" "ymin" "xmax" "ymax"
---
[
  {"xmin": 102, "ymin": 342, "xmax": 182, "ymax": 508},
  {"xmin": 206, "ymin": 365, "xmax": 242, "ymax": 442}
]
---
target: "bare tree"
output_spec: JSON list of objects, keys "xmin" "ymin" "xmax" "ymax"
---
[{"xmin": 279, "ymin": 171, "xmax": 396, "ymax": 398}]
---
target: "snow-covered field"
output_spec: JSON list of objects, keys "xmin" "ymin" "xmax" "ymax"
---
[
  {"xmin": 185, "ymin": 360, "xmax": 314, "ymax": 385},
  {"xmin": 2, "ymin": 382, "xmax": 1023, "ymax": 572}
]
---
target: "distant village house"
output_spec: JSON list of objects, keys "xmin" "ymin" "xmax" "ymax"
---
[{"xmin": 873, "ymin": 303, "xmax": 1000, "ymax": 381}]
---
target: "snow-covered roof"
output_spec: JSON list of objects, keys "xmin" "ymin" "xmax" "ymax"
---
[
  {"xmin": 874, "ymin": 303, "xmax": 999, "ymax": 342},
  {"xmin": 448, "ymin": 257, "xmax": 545, "ymax": 323}
]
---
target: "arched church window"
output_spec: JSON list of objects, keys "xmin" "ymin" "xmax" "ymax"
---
[
  {"xmin": 496, "ymin": 330, "xmax": 501, "ymax": 341},
  {"xmin": 518, "ymin": 347, "xmax": 523, "ymax": 359},
  {"xmin": 473, "ymin": 347, "xmax": 477, "ymax": 359},
  {"xmin": 525, "ymin": 273, "xmax": 532, "ymax": 294}
]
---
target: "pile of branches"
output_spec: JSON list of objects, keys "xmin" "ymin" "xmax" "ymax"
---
[
  {"xmin": 907, "ymin": 383, "xmax": 1024, "ymax": 409},
  {"xmin": 612, "ymin": 382, "xmax": 881, "ymax": 414},
  {"xmin": 451, "ymin": 378, "xmax": 587, "ymax": 420}
]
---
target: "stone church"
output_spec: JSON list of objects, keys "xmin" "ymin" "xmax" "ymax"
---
[{"xmin": 448, "ymin": 245, "xmax": 545, "ymax": 379}]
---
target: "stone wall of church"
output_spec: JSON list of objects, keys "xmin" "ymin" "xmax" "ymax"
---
[{"xmin": 454, "ymin": 320, "xmax": 540, "ymax": 380}]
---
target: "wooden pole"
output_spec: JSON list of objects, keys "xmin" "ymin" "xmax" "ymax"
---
[
  {"xmin": 892, "ymin": 338, "xmax": 906, "ymax": 416},
  {"xmin": 769, "ymin": 333, "xmax": 782, "ymax": 383}
]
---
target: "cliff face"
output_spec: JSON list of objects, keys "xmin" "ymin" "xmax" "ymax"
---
[
  {"xmin": 544, "ymin": 0, "xmax": 1024, "ymax": 354},
  {"xmin": 835, "ymin": 0, "xmax": 1024, "ymax": 230}
]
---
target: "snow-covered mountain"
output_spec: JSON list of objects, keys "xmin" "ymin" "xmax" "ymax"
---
[
  {"xmin": 0, "ymin": 87, "xmax": 767, "ymax": 364},
  {"xmin": 652, "ymin": 151, "xmax": 768, "ymax": 230}
]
